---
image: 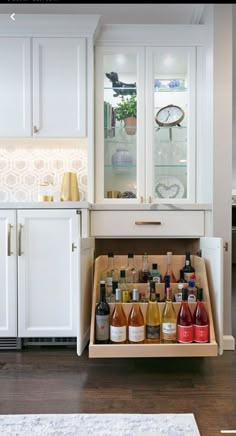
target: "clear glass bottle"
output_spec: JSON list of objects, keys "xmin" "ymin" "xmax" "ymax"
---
[
  {"xmin": 150, "ymin": 263, "xmax": 162, "ymax": 283},
  {"xmin": 110, "ymin": 288, "xmax": 128, "ymax": 344},
  {"xmin": 128, "ymin": 288, "xmax": 145, "ymax": 344},
  {"xmin": 119, "ymin": 270, "xmax": 130, "ymax": 303},
  {"xmin": 146, "ymin": 281, "xmax": 161, "ymax": 343},
  {"xmin": 125, "ymin": 252, "xmax": 138, "ymax": 283},
  {"xmin": 177, "ymin": 288, "xmax": 193, "ymax": 343},
  {"xmin": 163, "ymin": 252, "xmax": 177, "ymax": 283},
  {"xmin": 192, "ymin": 288, "xmax": 209, "ymax": 343},
  {"xmin": 95, "ymin": 281, "xmax": 110, "ymax": 344},
  {"xmin": 101, "ymin": 252, "xmax": 119, "ymax": 293},
  {"xmin": 161, "ymin": 287, "xmax": 177, "ymax": 343},
  {"xmin": 139, "ymin": 252, "xmax": 150, "ymax": 283}
]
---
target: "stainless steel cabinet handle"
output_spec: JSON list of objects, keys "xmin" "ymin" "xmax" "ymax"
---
[
  {"xmin": 33, "ymin": 125, "xmax": 39, "ymax": 134},
  {"xmin": 72, "ymin": 243, "xmax": 77, "ymax": 252},
  {"xmin": 140, "ymin": 196, "xmax": 144, "ymax": 203},
  {"xmin": 135, "ymin": 221, "xmax": 161, "ymax": 225},
  {"xmin": 149, "ymin": 196, "xmax": 152, "ymax": 203},
  {"xmin": 7, "ymin": 224, "xmax": 13, "ymax": 256},
  {"xmin": 18, "ymin": 224, "xmax": 23, "ymax": 256}
]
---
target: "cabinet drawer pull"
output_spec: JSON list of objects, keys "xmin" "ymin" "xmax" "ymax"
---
[
  {"xmin": 7, "ymin": 224, "xmax": 13, "ymax": 256},
  {"xmin": 72, "ymin": 243, "xmax": 77, "ymax": 252},
  {"xmin": 135, "ymin": 221, "xmax": 161, "ymax": 225},
  {"xmin": 18, "ymin": 224, "xmax": 23, "ymax": 256},
  {"xmin": 33, "ymin": 125, "xmax": 39, "ymax": 134}
]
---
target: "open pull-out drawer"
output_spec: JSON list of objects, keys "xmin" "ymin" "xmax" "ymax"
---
[{"xmin": 89, "ymin": 251, "xmax": 221, "ymax": 358}]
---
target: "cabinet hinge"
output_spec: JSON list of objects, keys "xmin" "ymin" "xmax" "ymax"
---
[
  {"xmin": 224, "ymin": 242, "xmax": 229, "ymax": 252},
  {"xmin": 76, "ymin": 209, "xmax": 80, "ymax": 214}
]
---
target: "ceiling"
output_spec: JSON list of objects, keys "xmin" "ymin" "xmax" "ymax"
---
[{"xmin": 0, "ymin": 4, "xmax": 206, "ymax": 25}]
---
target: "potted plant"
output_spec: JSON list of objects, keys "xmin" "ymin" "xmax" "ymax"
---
[{"xmin": 115, "ymin": 95, "xmax": 137, "ymax": 135}]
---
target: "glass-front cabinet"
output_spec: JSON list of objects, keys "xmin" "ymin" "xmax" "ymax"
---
[{"xmin": 95, "ymin": 45, "xmax": 196, "ymax": 204}]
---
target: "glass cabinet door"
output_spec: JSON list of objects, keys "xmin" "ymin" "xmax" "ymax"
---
[
  {"xmin": 146, "ymin": 47, "xmax": 196, "ymax": 203},
  {"xmin": 95, "ymin": 46, "xmax": 145, "ymax": 203}
]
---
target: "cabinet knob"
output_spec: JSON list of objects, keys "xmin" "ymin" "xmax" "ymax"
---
[
  {"xmin": 33, "ymin": 125, "xmax": 39, "ymax": 134},
  {"xmin": 72, "ymin": 243, "xmax": 77, "ymax": 252}
]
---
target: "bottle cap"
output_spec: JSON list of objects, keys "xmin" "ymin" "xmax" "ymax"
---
[
  {"xmin": 108, "ymin": 252, "xmax": 114, "ymax": 257},
  {"xmin": 112, "ymin": 280, "xmax": 118, "ymax": 294},
  {"xmin": 115, "ymin": 288, "xmax": 122, "ymax": 302},
  {"xmin": 197, "ymin": 287, "xmax": 203, "ymax": 301},
  {"xmin": 120, "ymin": 270, "xmax": 126, "ymax": 278},
  {"xmin": 132, "ymin": 288, "xmax": 139, "ymax": 301},
  {"xmin": 152, "ymin": 263, "xmax": 157, "ymax": 269},
  {"xmin": 128, "ymin": 252, "xmax": 134, "ymax": 258},
  {"xmin": 100, "ymin": 280, "xmax": 106, "ymax": 284}
]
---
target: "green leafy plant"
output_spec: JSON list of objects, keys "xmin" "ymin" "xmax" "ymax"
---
[{"xmin": 115, "ymin": 95, "xmax": 137, "ymax": 121}]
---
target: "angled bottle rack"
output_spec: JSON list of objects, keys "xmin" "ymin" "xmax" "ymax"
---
[{"xmin": 89, "ymin": 255, "xmax": 218, "ymax": 358}]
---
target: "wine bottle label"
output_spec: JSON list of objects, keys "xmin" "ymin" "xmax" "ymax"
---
[
  {"xmin": 146, "ymin": 324, "xmax": 160, "ymax": 340},
  {"xmin": 162, "ymin": 323, "xmax": 176, "ymax": 341},
  {"xmin": 194, "ymin": 324, "xmax": 209, "ymax": 343},
  {"xmin": 185, "ymin": 260, "xmax": 190, "ymax": 266},
  {"xmin": 96, "ymin": 315, "xmax": 109, "ymax": 341},
  {"xmin": 128, "ymin": 325, "xmax": 145, "ymax": 342},
  {"xmin": 177, "ymin": 324, "xmax": 193, "ymax": 343},
  {"xmin": 188, "ymin": 294, "xmax": 196, "ymax": 302},
  {"xmin": 110, "ymin": 325, "xmax": 126, "ymax": 343},
  {"xmin": 122, "ymin": 290, "xmax": 130, "ymax": 303},
  {"xmin": 152, "ymin": 276, "xmax": 161, "ymax": 283}
]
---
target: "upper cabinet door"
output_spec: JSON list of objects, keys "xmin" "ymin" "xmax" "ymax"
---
[
  {"xmin": 0, "ymin": 38, "xmax": 31, "ymax": 137},
  {"xmin": 33, "ymin": 38, "xmax": 86, "ymax": 137},
  {"xmin": 95, "ymin": 46, "xmax": 145, "ymax": 203},
  {"xmin": 146, "ymin": 47, "xmax": 196, "ymax": 203}
]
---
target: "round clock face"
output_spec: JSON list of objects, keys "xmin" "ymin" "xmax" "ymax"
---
[{"xmin": 155, "ymin": 104, "xmax": 184, "ymax": 127}]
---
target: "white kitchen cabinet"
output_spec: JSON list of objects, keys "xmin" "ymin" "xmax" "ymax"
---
[
  {"xmin": 0, "ymin": 208, "xmax": 94, "ymax": 355},
  {"xmin": 0, "ymin": 211, "xmax": 17, "ymax": 337},
  {"xmin": 0, "ymin": 37, "xmax": 86, "ymax": 138}
]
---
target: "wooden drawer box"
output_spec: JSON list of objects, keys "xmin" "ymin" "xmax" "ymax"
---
[
  {"xmin": 90, "ymin": 211, "xmax": 204, "ymax": 238},
  {"xmin": 89, "ymin": 254, "xmax": 218, "ymax": 358}
]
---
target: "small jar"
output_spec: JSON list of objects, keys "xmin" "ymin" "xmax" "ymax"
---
[{"xmin": 38, "ymin": 180, "xmax": 53, "ymax": 202}]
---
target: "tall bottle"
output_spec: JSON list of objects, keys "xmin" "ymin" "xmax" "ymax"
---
[
  {"xmin": 146, "ymin": 281, "xmax": 161, "ymax": 343},
  {"xmin": 139, "ymin": 252, "xmax": 150, "ymax": 283},
  {"xmin": 110, "ymin": 288, "xmax": 127, "ymax": 344},
  {"xmin": 161, "ymin": 287, "xmax": 177, "ymax": 343},
  {"xmin": 119, "ymin": 270, "xmax": 130, "ymax": 303},
  {"xmin": 128, "ymin": 288, "xmax": 145, "ymax": 344},
  {"xmin": 101, "ymin": 252, "xmax": 119, "ymax": 298},
  {"xmin": 163, "ymin": 252, "xmax": 177, "ymax": 283},
  {"xmin": 177, "ymin": 288, "xmax": 193, "ymax": 343},
  {"xmin": 192, "ymin": 288, "xmax": 209, "ymax": 343},
  {"xmin": 95, "ymin": 281, "xmax": 110, "ymax": 344},
  {"xmin": 180, "ymin": 252, "xmax": 195, "ymax": 282},
  {"xmin": 125, "ymin": 252, "xmax": 138, "ymax": 283}
]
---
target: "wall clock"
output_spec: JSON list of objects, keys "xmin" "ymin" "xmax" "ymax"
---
[{"xmin": 155, "ymin": 104, "xmax": 185, "ymax": 127}]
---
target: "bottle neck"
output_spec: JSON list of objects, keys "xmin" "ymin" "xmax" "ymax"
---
[
  {"xmin": 108, "ymin": 256, "xmax": 114, "ymax": 269},
  {"xmin": 100, "ymin": 286, "xmax": 106, "ymax": 302},
  {"xmin": 142, "ymin": 254, "xmax": 149, "ymax": 271}
]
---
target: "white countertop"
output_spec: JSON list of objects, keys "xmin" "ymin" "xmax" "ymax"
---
[{"xmin": 0, "ymin": 201, "xmax": 91, "ymax": 209}]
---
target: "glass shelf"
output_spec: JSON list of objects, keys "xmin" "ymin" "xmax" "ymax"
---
[
  {"xmin": 154, "ymin": 164, "xmax": 187, "ymax": 168},
  {"xmin": 154, "ymin": 87, "xmax": 187, "ymax": 93},
  {"xmin": 105, "ymin": 164, "xmax": 136, "ymax": 169},
  {"xmin": 104, "ymin": 86, "xmax": 137, "ymax": 90},
  {"xmin": 154, "ymin": 125, "xmax": 187, "ymax": 129}
]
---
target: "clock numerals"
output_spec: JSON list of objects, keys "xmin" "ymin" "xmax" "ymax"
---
[{"xmin": 155, "ymin": 104, "xmax": 184, "ymax": 127}]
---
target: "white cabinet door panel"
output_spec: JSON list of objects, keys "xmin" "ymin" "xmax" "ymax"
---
[
  {"xmin": 0, "ymin": 210, "xmax": 17, "ymax": 336},
  {"xmin": 18, "ymin": 209, "xmax": 79, "ymax": 337},
  {"xmin": 33, "ymin": 38, "xmax": 86, "ymax": 137},
  {"xmin": 0, "ymin": 38, "xmax": 31, "ymax": 137}
]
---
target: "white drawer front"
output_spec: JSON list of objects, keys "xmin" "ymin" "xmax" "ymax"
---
[{"xmin": 91, "ymin": 211, "xmax": 205, "ymax": 237}]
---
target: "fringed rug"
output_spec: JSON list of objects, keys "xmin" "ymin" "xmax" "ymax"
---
[{"xmin": 0, "ymin": 413, "xmax": 200, "ymax": 435}]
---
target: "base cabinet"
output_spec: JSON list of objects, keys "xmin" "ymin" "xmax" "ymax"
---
[
  {"xmin": 89, "ymin": 240, "xmax": 223, "ymax": 358},
  {"xmin": 0, "ymin": 209, "xmax": 94, "ymax": 355}
]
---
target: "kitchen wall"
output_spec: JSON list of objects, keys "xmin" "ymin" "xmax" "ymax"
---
[{"xmin": 0, "ymin": 138, "xmax": 88, "ymax": 202}]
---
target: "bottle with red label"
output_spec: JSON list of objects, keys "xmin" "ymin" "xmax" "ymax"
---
[
  {"xmin": 192, "ymin": 288, "xmax": 209, "ymax": 343},
  {"xmin": 177, "ymin": 287, "xmax": 193, "ymax": 343}
]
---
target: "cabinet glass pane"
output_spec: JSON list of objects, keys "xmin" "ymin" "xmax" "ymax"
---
[
  {"xmin": 103, "ymin": 54, "xmax": 137, "ymax": 200},
  {"xmin": 153, "ymin": 49, "xmax": 189, "ymax": 200}
]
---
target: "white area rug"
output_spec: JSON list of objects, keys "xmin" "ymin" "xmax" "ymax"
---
[{"xmin": 0, "ymin": 413, "xmax": 200, "ymax": 436}]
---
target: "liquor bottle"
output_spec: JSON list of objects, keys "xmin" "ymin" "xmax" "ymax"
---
[
  {"xmin": 95, "ymin": 281, "xmax": 110, "ymax": 344},
  {"xmin": 177, "ymin": 269, "xmax": 188, "ymax": 284},
  {"xmin": 163, "ymin": 252, "xmax": 177, "ymax": 283},
  {"xmin": 181, "ymin": 252, "xmax": 195, "ymax": 282},
  {"xmin": 177, "ymin": 288, "xmax": 193, "ymax": 343},
  {"xmin": 128, "ymin": 288, "xmax": 145, "ymax": 344},
  {"xmin": 187, "ymin": 278, "xmax": 197, "ymax": 302},
  {"xmin": 139, "ymin": 252, "xmax": 150, "ymax": 283},
  {"xmin": 161, "ymin": 287, "xmax": 177, "ymax": 343},
  {"xmin": 192, "ymin": 288, "xmax": 209, "ymax": 343},
  {"xmin": 146, "ymin": 281, "xmax": 161, "ymax": 343},
  {"xmin": 150, "ymin": 263, "xmax": 162, "ymax": 283},
  {"xmin": 119, "ymin": 270, "xmax": 130, "ymax": 303},
  {"xmin": 125, "ymin": 252, "xmax": 138, "ymax": 283},
  {"xmin": 110, "ymin": 288, "xmax": 128, "ymax": 344},
  {"xmin": 101, "ymin": 252, "xmax": 119, "ymax": 290}
]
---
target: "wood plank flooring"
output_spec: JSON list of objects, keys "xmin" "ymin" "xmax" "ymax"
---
[{"xmin": 0, "ymin": 266, "xmax": 235, "ymax": 436}]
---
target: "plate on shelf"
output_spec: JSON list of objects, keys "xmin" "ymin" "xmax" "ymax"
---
[{"xmin": 155, "ymin": 176, "xmax": 185, "ymax": 199}]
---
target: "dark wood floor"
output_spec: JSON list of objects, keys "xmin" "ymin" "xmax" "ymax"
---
[{"xmin": 0, "ymin": 267, "xmax": 235, "ymax": 436}]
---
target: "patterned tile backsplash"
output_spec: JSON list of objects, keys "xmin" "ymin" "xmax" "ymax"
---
[{"xmin": 0, "ymin": 138, "xmax": 88, "ymax": 202}]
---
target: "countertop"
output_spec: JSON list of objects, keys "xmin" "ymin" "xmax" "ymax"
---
[{"xmin": 0, "ymin": 201, "xmax": 91, "ymax": 209}]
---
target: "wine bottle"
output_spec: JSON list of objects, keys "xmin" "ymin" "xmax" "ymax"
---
[
  {"xmin": 119, "ymin": 270, "xmax": 130, "ymax": 302},
  {"xmin": 181, "ymin": 252, "xmax": 195, "ymax": 282},
  {"xmin": 139, "ymin": 252, "xmax": 150, "ymax": 283},
  {"xmin": 95, "ymin": 281, "xmax": 110, "ymax": 344},
  {"xmin": 192, "ymin": 288, "xmax": 209, "ymax": 343},
  {"xmin": 110, "ymin": 288, "xmax": 128, "ymax": 344},
  {"xmin": 161, "ymin": 287, "xmax": 177, "ymax": 343},
  {"xmin": 128, "ymin": 288, "xmax": 145, "ymax": 344},
  {"xmin": 177, "ymin": 288, "xmax": 193, "ymax": 343},
  {"xmin": 150, "ymin": 263, "xmax": 162, "ymax": 283},
  {"xmin": 163, "ymin": 252, "xmax": 177, "ymax": 283},
  {"xmin": 177, "ymin": 269, "xmax": 188, "ymax": 284},
  {"xmin": 125, "ymin": 252, "xmax": 138, "ymax": 283},
  {"xmin": 146, "ymin": 281, "xmax": 161, "ymax": 343}
]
